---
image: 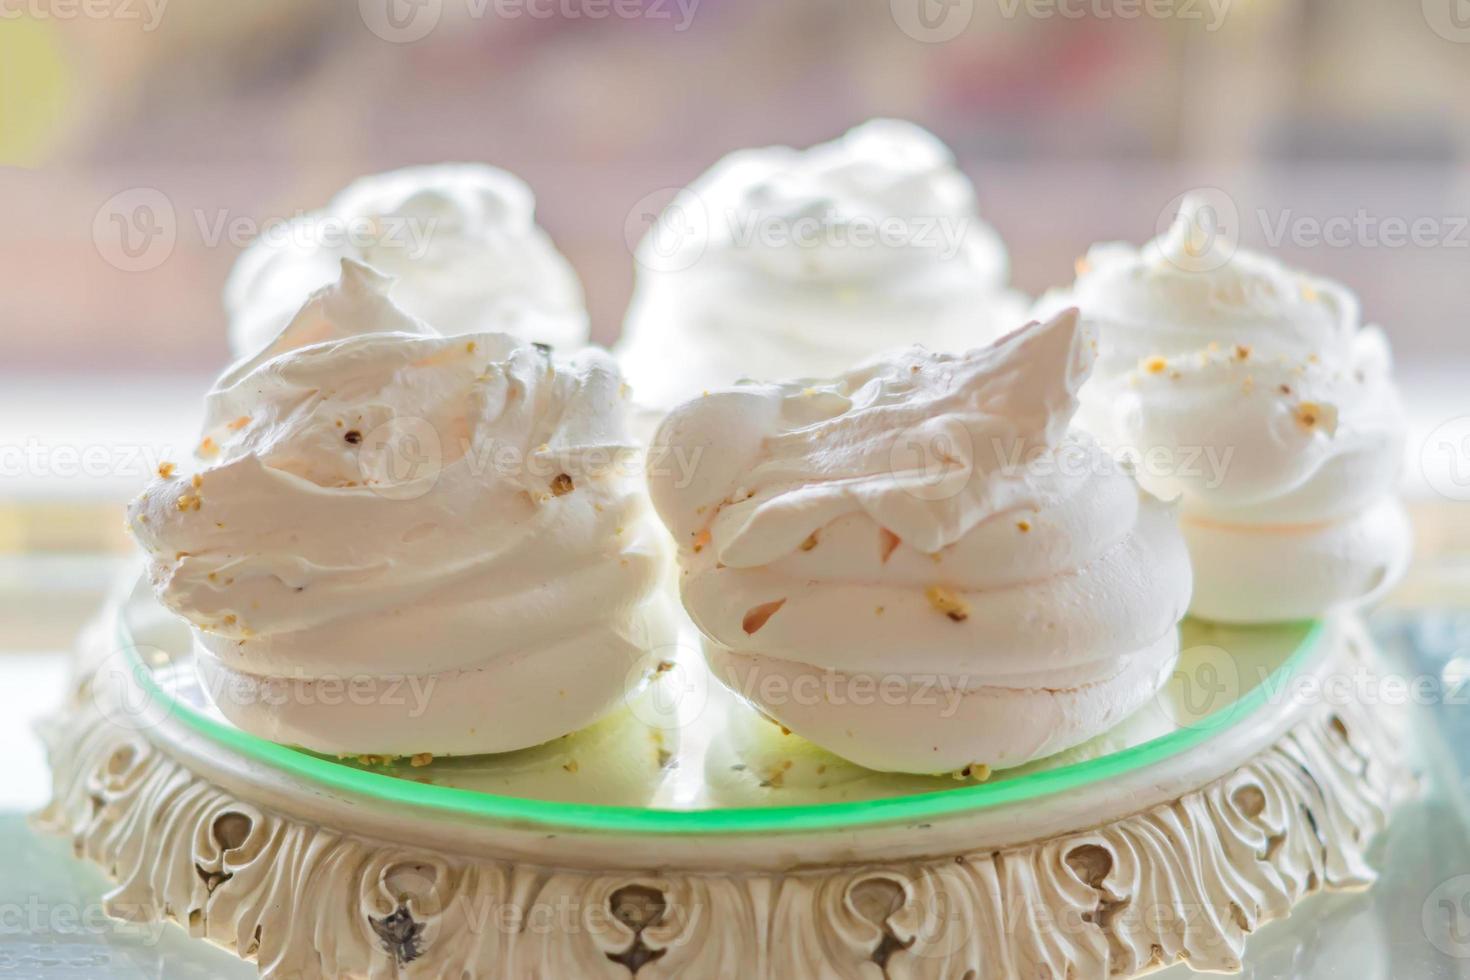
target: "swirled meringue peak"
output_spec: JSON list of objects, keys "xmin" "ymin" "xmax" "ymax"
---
[
  {"xmin": 1050, "ymin": 194, "xmax": 1411, "ymax": 623},
  {"xmin": 647, "ymin": 309, "xmax": 1192, "ymax": 775},
  {"xmin": 130, "ymin": 263, "xmax": 675, "ymax": 757},
  {"xmin": 225, "ymin": 163, "xmax": 588, "ymax": 360},
  {"xmin": 616, "ymin": 119, "xmax": 1029, "ymax": 411}
]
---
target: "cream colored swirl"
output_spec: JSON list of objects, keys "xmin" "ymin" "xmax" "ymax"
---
[
  {"xmin": 1051, "ymin": 194, "xmax": 1410, "ymax": 622},
  {"xmin": 616, "ymin": 119, "xmax": 1029, "ymax": 410},
  {"xmin": 648, "ymin": 310, "xmax": 1192, "ymax": 773},
  {"xmin": 225, "ymin": 163, "xmax": 588, "ymax": 359},
  {"xmin": 131, "ymin": 265, "xmax": 673, "ymax": 756}
]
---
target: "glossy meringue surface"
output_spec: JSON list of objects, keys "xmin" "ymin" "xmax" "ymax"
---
[
  {"xmin": 1049, "ymin": 194, "xmax": 1411, "ymax": 622},
  {"xmin": 130, "ymin": 263, "xmax": 673, "ymax": 756},
  {"xmin": 616, "ymin": 119, "xmax": 1029, "ymax": 410},
  {"xmin": 647, "ymin": 309, "xmax": 1192, "ymax": 774},
  {"xmin": 225, "ymin": 163, "xmax": 588, "ymax": 360}
]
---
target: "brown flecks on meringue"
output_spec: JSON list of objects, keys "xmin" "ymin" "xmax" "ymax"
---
[
  {"xmin": 1234, "ymin": 344, "xmax": 1252, "ymax": 362},
  {"xmin": 800, "ymin": 532, "xmax": 819, "ymax": 552},
  {"xmin": 344, "ymin": 429, "xmax": 363, "ymax": 445},
  {"xmin": 879, "ymin": 528, "xmax": 901, "ymax": 562},
  {"xmin": 157, "ymin": 462, "xmax": 175, "ymax": 479},
  {"xmin": 561, "ymin": 759, "xmax": 579, "ymax": 774},
  {"xmin": 1016, "ymin": 519, "xmax": 1032, "ymax": 533},
  {"xmin": 1294, "ymin": 401, "xmax": 1338, "ymax": 436},
  {"xmin": 759, "ymin": 759, "xmax": 793, "ymax": 788},
  {"xmin": 742, "ymin": 598, "xmax": 787, "ymax": 635},
  {"xmin": 410, "ymin": 753, "xmax": 434, "ymax": 768},
  {"xmin": 1279, "ymin": 384, "xmax": 1293, "ymax": 396},
  {"xmin": 692, "ymin": 528, "xmax": 712, "ymax": 554},
  {"xmin": 550, "ymin": 473, "xmax": 575, "ymax": 496},
  {"xmin": 925, "ymin": 585, "xmax": 969, "ymax": 622},
  {"xmin": 955, "ymin": 763, "xmax": 992, "ymax": 782}
]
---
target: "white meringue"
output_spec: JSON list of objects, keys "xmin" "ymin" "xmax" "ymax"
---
[
  {"xmin": 1049, "ymin": 194, "xmax": 1411, "ymax": 623},
  {"xmin": 131, "ymin": 263, "xmax": 674, "ymax": 757},
  {"xmin": 616, "ymin": 119, "xmax": 1029, "ymax": 411},
  {"xmin": 225, "ymin": 163, "xmax": 588, "ymax": 359},
  {"xmin": 647, "ymin": 310, "xmax": 1192, "ymax": 774}
]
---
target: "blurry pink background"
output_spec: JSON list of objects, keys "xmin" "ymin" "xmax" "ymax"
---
[{"xmin": 3, "ymin": 0, "xmax": 1468, "ymax": 373}]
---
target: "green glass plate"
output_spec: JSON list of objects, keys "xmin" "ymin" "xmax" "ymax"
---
[{"xmin": 114, "ymin": 580, "xmax": 1323, "ymax": 835}]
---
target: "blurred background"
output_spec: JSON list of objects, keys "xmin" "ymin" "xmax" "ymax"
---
[{"xmin": 0, "ymin": 0, "xmax": 1468, "ymax": 792}]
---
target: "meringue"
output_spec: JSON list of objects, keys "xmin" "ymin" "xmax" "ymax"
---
[
  {"xmin": 225, "ymin": 164, "xmax": 588, "ymax": 359},
  {"xmin": 1049, "ymin": 194, "xmax": 1410, "ymax": 622},
  {"xmin": 130, "ymin": 263, "xmax": 675, "ymax": 757},
  {"xmin": 647, "ymin": 310, "xmax": 1192, "ymax": 775},
  {"xmin": 616, "ymin": 119, "xmax": 1028, "ymax": 410}
]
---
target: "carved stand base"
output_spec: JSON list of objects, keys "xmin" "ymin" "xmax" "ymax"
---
[{"xmin": 36, "ymin": 613, "xmax": 1412, "ymax": 979}]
